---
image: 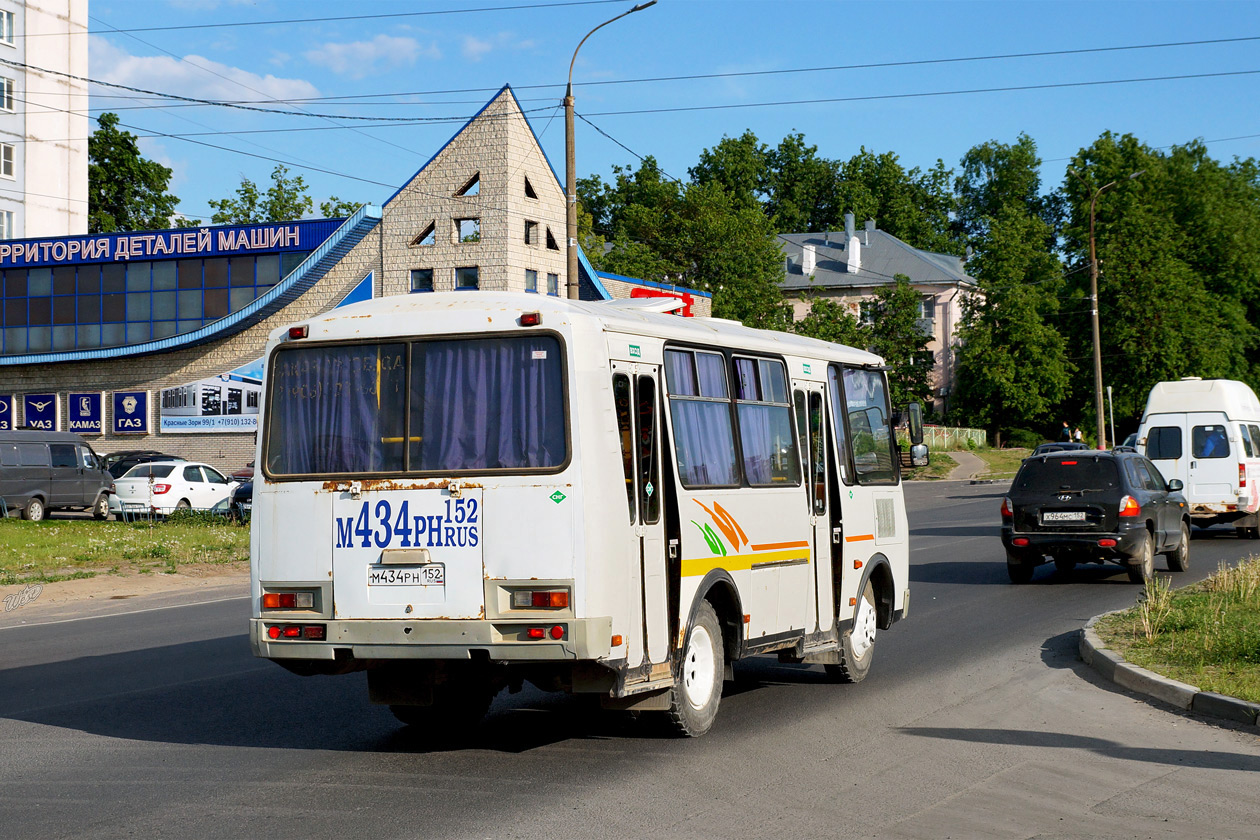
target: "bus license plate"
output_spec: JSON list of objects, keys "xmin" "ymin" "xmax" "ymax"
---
[
  {"xmin": 1042, "ymin": 511, "xmax": 1086, "ymax": 523},
  {"xmin": 367, "ymin": 565, "xmax": 445, "ymax": 586}
]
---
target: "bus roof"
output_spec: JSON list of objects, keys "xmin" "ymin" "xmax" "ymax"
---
[
  {"xmin": 1142, "ymin": 378, "xmax": 1260, "ymax": 420},
  {"xmin": 273, "ymin": 292, "xmax": 885, "ymax": 366}
]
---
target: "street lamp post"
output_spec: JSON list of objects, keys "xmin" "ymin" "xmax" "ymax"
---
[
  {"xmin": 564, "ymin": 1, "xmax": 656, "ymax": 300},
  {"xmin": 1068, "ymin": 167, "xmax": 1143, "ymax": 450}
]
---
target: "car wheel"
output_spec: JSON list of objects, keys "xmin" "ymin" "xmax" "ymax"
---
[
  {"xmin": 826, "ymin": 579, "xmax": 878, "ymax": 683},
  {"xmin": 662, "ymin": 599, "xmax": 724, "ymax": 737},
  {"xmin": 175, "ymin": 499, "xmax": 191, "ymax": 511},
  {"xmin": 1165, "ymin": 521, "xmax": 1190, "ymax": 572},
  {"xmin": 22, "ymin": 498, "xmax": 45, "ymax": 522},
  {"xmin": 1126, "ymin": 532, "xmax": 1155, "ymax": 584},
  {"xmin": 92, "ymin": 494, "xmax": 110, "ymax": 521},
  {"xmin": 1006, "ymin": 553, "xmax": 1034, "ymax": 584}
]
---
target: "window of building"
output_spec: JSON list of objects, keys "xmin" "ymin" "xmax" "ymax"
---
[
  {"xmin": 545, "ymin": 227, "xmax": 559, "ymax": 251},
  {"xmin": 0, "ymin": 78, "xmax": 13, "ymax": 112},
  {"xmin": 525, "ymin": 220, "xmax": 537, "ymax": 246},
  {"xmin": 0, "ymin": 143, "xmax": 12, "ymax": 179},
  {"xmin": 525, "ymin": 269, "xmax": 537, "ymax": 293},
  {"xmin": 456, "ymin": 173, "xmax": 480, "ymax": 196},
  {"xmin": 918, "ymin": 296, "xmax": 934, "ymax": 320},
  {"xmin": 914, "ymin": 351, "xmax": 935, "ymax": 368},
  {"xmin": 455, "ymin": 266, "xmax": 479, "ymax": 290},
  {"xmin": 456, "ymin": 218, "xmax": 480, "ymax": 243},
  {"xmin": 0, "ymin": 210, "xmax": 11, "ymax": 240},
  {"xmin": 410, "ymin": 221, "xmax": 436, "ymax": 247},
  {"xmin": 0, "ymin": 12, "xmax": 12, "ymax": 46},
  {"xmin": 859, "ymin": 300, "xmax": 877, "ymax": 325},
  {"xmin": 410, "ymin": 268, "xmax": 434, "ymax": 293},
  {"xmin": 546, "ymin": 273, "xmax": 559, "ymax": 296},
  {"xmin": 524, "ymin": 176, "xmax": 537, "ymax": 200}
]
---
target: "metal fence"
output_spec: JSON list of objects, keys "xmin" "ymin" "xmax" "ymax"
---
[{"xmin": 898, "ymin": 425, "xmax": 987, "ymax": 451}]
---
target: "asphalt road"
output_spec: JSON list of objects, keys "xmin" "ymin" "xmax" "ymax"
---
[{"xmin": 3, "ymin": 481, "xmax": 1259, "ymax": 840}]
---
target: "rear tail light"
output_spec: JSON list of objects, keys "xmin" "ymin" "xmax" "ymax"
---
[
  {"xmin": 288, "ymin": 325, "xmax": 309, "ymax": 339},
  {"xmin": 262, "ymin": 592, "xmax": 314, "ymax": 610},
  {"xmin": 1000, "ymin": 497, "xmax": 1013, "ymax": 518},
  {"xmin": 511, "ymin": 589, "xmax": 569, "ymax": 609},
  {"xmin": 1119, "ymin": 495, "xmax": 1141, "ymax": 517},
  {"xmin": 1012, "ymin": 537, "xmax": 1030, "ymax": 546},
  {"xmin": 526, "ymin": 628, "xmax": 545, "ymax": 640},
  {"xmin": 152, "ymin": 484, "xmax": 171, "ymax": 494},
  {"xmin": 266, "ymin": 623, "xmax": 325, "ymax": 640},
  {"xmin": 1098, "ymin": 538, "xmax": 1117, "ymax": 547},
  {"xmin": 519, "ymin": 311, "xmax": 542, "ymax": 327},
  {"xmin": 549, "ymin": 625, "xmax": 565, "ymax": 640},
  {"xmin": 1240, "ymin": 464, "xmax": 1247, "ymax": 488}
]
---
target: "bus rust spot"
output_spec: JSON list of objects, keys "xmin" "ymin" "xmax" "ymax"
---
[{"xmin": 319, "ymin": 478, "xmax": 484, "ymax": 492}]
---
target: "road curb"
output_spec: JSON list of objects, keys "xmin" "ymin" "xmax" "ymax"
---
[
  {"xmin": 968, "ymin": 478, "xmax": 1007, "ymax": 485},
  {"xmin": 1080, "ymin": 612, "xmax": 1260, "ymax": 731}
]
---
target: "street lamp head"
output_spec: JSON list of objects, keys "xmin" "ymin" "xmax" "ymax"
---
[
  {"xmin": 1127, "ymin": 169, "xmax": 1145, "ymax": 181},
  {"xmin": 631, "ymin": 1, "xmax": 658, "ymax": 10}
]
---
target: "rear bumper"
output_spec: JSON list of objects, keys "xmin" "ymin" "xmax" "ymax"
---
[
  {"xmin": 250, "ymin": 616, "xmax": 612, "ymax": 663},
  {"xmin": 1001, "ymin": 523, "xmax": 1148, "ymax": 561}
]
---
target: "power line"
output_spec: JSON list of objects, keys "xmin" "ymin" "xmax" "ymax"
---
[
  {"xmin": 18, "ymin": 0, "xmax": 623, "ymax": 37},
  {"xmin": 580, "ymin": 69, "xmax": 1260, "ymax": 117}
]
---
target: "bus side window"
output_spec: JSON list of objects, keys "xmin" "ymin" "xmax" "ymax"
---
[
  {"xmin": 637, "ymin": 376, "xmax": 660, "ymax": 524},
  {"xmin": 613, "ymin": 373, "xmax": 636, "ymax": 523},
  {"xmin": 826, "ymin": 366, "xmax": 853, "ymax": 485},
  {"xmin": 809, "ymin": 392, "xmax": 826, "ymax": 514},
  {"xmin": 794, "ymin": 390, "xmax": 810, "ymax": 510}
]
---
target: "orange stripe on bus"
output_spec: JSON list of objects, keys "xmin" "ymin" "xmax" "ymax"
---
[
  {"xmin": 750, "ymin": 541, "xmax": 810, "ymax": 551},
  {"xmin": 844, "ymin": 534, "xmax": 875, "ymax": 543}
]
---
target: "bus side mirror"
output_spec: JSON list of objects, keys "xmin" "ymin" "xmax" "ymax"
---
[
  {"xmin": 907, "ymin": 402, "xmax": 924, "ymax": 445},
  {"xmin": 910, "ymin": 443, "xmax": 930, "ymax": 467}
]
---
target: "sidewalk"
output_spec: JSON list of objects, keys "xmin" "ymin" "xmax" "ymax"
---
[{"xmin": 946, "ymin": 449, "xmax": 986, "ymax": 481}]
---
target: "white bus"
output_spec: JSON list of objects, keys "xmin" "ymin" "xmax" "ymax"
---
[{"xmin": 250, "ymin": 292, "xmax": 923, "ymax": 737}]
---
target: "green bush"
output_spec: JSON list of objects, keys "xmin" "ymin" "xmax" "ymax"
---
[
  {"xmin": 164, "ymin": 508, "xmax": 236, "ymax": 527},
  {"xmin": 1005, "ymin": 428, "xmax": 1045, "ymax": 449}
]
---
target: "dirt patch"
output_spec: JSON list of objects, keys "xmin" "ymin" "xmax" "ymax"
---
[{"xmin": 0, "ymin": 563, "xmax": 249, "ymax": 625}]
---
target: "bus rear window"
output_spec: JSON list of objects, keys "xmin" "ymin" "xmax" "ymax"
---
[
  {"xmin": 1015, "ymin": 458, "xmax": 1120, "ymax": 492},
  {"xmin": 265, "ymin": 337, "xmax": 566, "ymax": 477}
]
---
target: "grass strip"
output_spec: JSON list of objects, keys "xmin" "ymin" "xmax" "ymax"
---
[
  {"xmin": 904, "ymin": 451, "xmax": 958, "ymax": 481},
  {"xmin": 971, "ymin": 447, "xmax": 1030, "ymax": 481},
  {"xmin": 1095, "ymin": 556, "xmax": 1260, "ymax": 703},
  {"xmin": 0, "ymin": 516, "xmax": 250, "ymax": 586}
]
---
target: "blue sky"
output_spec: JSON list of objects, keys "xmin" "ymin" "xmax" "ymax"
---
[{"xmin": 81, "ymin": 0, "xmax": 1260, "ymax": 226}]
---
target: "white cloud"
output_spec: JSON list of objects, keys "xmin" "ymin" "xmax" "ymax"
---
[
  {"xmin": 461, "ymin": 32, "xmax": 535, "ymax": 62},
  {"xmin": 304, "ymin": 35, "xmax": 440, "ymax": 79},
  {"xmin": 91, "ymin": 36, "xmax": 320, "ymax": 103}
]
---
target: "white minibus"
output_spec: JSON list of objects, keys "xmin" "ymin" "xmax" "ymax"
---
[
  {"xmin": 249, "ymin": 293, "xmax": 922, "ymax": 736},
  {"xmin": 1136, "ymin": 378, "xmax": 1260, "ymax": 539}
]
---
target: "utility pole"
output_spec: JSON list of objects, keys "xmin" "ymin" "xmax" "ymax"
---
[
  {"xmin": 565, "ymin": 1, "xmax": 656, "ymax": 300},
  {"xmin": 1068, "ymin": 167, "xmax": 1143, "ymax": 450}
]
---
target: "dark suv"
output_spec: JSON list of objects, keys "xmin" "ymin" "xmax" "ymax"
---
[{"xmin": 1001, "ymin": 450, "xmax": 1190, "ymax": 584}]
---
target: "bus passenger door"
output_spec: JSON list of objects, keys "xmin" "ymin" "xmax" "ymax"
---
[
  {"xmin": 795, "ymin": 387, "xmax": 834, "ymax": 634},
  {"xmin": 612, "ymin": 365, "xmax": 669, "ymax": 667}
]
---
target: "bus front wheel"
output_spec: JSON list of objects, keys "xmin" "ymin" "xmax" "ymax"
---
[
  {"xmin": 826, "ymin": 579, "xmax": 876, "ymax": 683},
  {"xmin": 663, "ymin": 600, "xmax": 724, "ymax": 737}
]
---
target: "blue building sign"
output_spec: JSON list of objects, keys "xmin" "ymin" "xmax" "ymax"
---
[
  {"xmin": 68, "ymin": 392, "xmax": 104, "ymax": 435},
  {"xmin": 0, "ymin": 395, "xmax": 13, "ymax": 431},
  {"xmin": 113, "ymin": 391, "xmax": 150, "ymax": 435},
  {"xmin": 23, "ymin": 393, "xmax": 59, "ymax": 430},
  {"xmin": 0, "ymin": 219, "xmax": 342, "ymax": 269}
]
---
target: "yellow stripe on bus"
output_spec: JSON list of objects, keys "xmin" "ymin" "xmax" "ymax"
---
[{"xmin": 681, "ymin": 547, "xmax": 811, "ymax": 578}]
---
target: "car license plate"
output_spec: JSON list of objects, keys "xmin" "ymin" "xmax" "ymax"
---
[
  {"xmin": 367, "ymin": 564, "xmax": 445, "ymax": 586},
  {"xmin": 241, "ymin": 502, "xmax": 252, "ymax": 512},
  {"xmin": 1042, "ymin": 511, "xmax": 1086, "ymax": 523}
]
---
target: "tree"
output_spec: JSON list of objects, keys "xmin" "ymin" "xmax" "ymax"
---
[
  {"xmin": 688, "ymin": 129, "xmax": 769, "ymax": 209},
  {"xmin": 319, "ymin": 197, "xmax": 361, "ymax": 218},
  {"xmin": 208, "ymin": 164, "xmax": 314, "ymax": 224},
  {"xmin": 87, "ymin": 112, "xmax": 182, "ymax": 232},
  {"xmin": 950, "ymin": 135, "xmax": 1071, "ymax": 441},
  {"xmin": 868, "ymin": 276, "xmax": 934, "ymax": 407},
  {"xmin": 763, "ymin": 132, "xmax": 840, "ymax": 233},
  {"xmin": 793, "ymin": 296, "xmax": 867, "ymax": 347},
  {"xmin": 834, "ymin": 149, "xmax": 958, "ymax": 254}
]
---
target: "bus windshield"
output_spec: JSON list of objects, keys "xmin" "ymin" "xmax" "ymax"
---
[{"xmin": 265, "ymin": 336, "xmax": 566, "ymax": 476}]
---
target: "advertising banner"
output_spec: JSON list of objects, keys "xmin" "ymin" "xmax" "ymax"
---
[
  {"xmin": 160, "ymin": 359, "xmax": 262, "ymax": 434},
  {"xmin": 68, "ymin": 392, "xmax": 104, "ymax": 435},
  {"xmin": 23, "ymin": 394, "xmax": 59, "ymax": 430},
  {"xmin": 0, "ymin": 395, "xmax": 12, "ymax": 431},
  {"xmin": 113, "ymin": 391, "xmax": 150, "ymax": 435}
]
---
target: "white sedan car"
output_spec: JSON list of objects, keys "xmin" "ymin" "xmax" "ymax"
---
[{"xmin": 110, "ymin": 461, "xmax": 239, "ymax": 515}]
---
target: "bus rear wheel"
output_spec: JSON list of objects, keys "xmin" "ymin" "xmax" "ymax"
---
[
  {"xmin": 663, "ymin": 600, "xmax": 724, "ymax": 738},
  {"xmin": 826, "ymin": 579, "xmax": 877, "ymax": 683}
]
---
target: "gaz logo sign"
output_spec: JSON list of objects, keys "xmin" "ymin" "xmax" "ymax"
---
[
  {"xmin": 23, "ymin": 394, "xmax": 58, "ymax": 430},
  {"xmin": 113, "ymin": 390, "xmax": 150, "ymax": 435},
  {"xmin": 68, "ymin": 392, "xmax": 103, "ymax": 435}
]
